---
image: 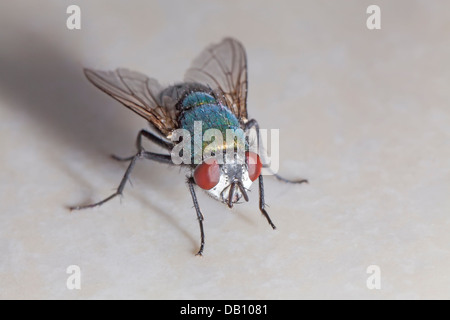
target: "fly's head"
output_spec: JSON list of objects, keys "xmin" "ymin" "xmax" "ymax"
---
[{"xmin": 193, "ymin": 151, "xmax": 262, "ymax": 207}]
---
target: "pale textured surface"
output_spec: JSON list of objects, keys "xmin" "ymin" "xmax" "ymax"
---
[{"xmin": 1, "ymin": 0, "xmax": 449, "ymax": 299}]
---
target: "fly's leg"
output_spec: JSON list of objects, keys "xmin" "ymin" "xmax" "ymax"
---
[
  {"xmin": 258, "ymin": 174, "xmax": 276, "ymax": 230},
  {"xmin": 245, "ymin": 119, "xmax": 308, "ymax": 184},
  {"xmin": 245, "ymin": 119, "xmax": 276, "ymax": 229},
  {"xmin": 69, "ymin": 151, "xmax": 173, "ymax": 210},
  {"xmin": 187, "ymin": 177, "xmax": 205, "ymax": 256},
  {"xmin": 245, "ymin": 119, "xmax": 306, "ymax": 229},
  {"xmin": 112, "ymin": 129, "xmax": 172, "ymax": 161},
  {"xmin": 69, "ymin": 153, "xmax": 140, "ymax": 210},
  {"xmin": 262, "ymin": 164, "xmax": 308, "ymax": 184},
  {"xmin": 70, "ymin": 127, "xmax": 173, "ymax": 210}
]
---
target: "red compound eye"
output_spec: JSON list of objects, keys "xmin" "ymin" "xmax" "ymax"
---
[
  {"xmin": 193, "ymin": 159, "xmax": 220, "ymax": 190},
  {"xmin": 246, "ymin": 151, "xmax": 262, "ymax": 181}
]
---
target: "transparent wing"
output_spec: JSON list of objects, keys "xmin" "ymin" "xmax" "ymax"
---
[
  {"xmin": 84, "ymin": 68, "xmax": 178, "ymax": 137},
  {"xmin": 184, "ymin": 38, "xmax": 248, "ymax": 121}
]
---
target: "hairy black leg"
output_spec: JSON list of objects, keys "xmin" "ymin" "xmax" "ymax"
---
[
  {"xmin": 245, "ymin": 119, "xmax": 308, "ymax": 184},
  {"xmin": 187, "ymin": 177, "xmax": 205, "ymax": 256},
  {"xmin": 262, "ymin": 164, "xmax": 308, "ymax": 184},
  {"xmin": 245, "ymin": 119, "xmax": 276, "ymax": 229},
  {"xmin": 258, "ymin": 174, "xmax": 276, "ymax": 230},
  {"xmin": 244, "ymin": 119, "xmax": 260, "ymax": 140},
  {"xmin": 112, "ymin": 129, "xmax": 173, "ymax": 161},
  {"xmin": 69, "ymin": 151, "xmax": 172, "ymax": 210},
  {"xmin": 136, "ymin": 129, "xmax": 173, "ymax": 150}
]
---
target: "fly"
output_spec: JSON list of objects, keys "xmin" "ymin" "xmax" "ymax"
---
[{"xmin": 70, "ymin": 38, "xmax": 308, "ymax": 255}]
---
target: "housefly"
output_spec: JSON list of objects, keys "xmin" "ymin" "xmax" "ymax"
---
[{"xmin": 70, "ymin": 38, "xmax": 307, "ymax": 255}]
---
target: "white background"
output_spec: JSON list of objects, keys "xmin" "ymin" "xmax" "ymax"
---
[{"xmin": 0, "ymin": 0, "xmax": 449, "ymax": 299}]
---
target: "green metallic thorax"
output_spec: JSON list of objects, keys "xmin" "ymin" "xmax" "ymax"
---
[{"xmin": 178, "ymin": 92, "xmax": 246, "ymax": 163}]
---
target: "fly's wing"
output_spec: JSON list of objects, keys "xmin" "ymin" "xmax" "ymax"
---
[
  {"xmin": 84, "ymin": 68, "xmax": 178, "ymax": 137},
  {"xmin": 184, "ymin": 38, "xmax": 249, "ymax": 122}
]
